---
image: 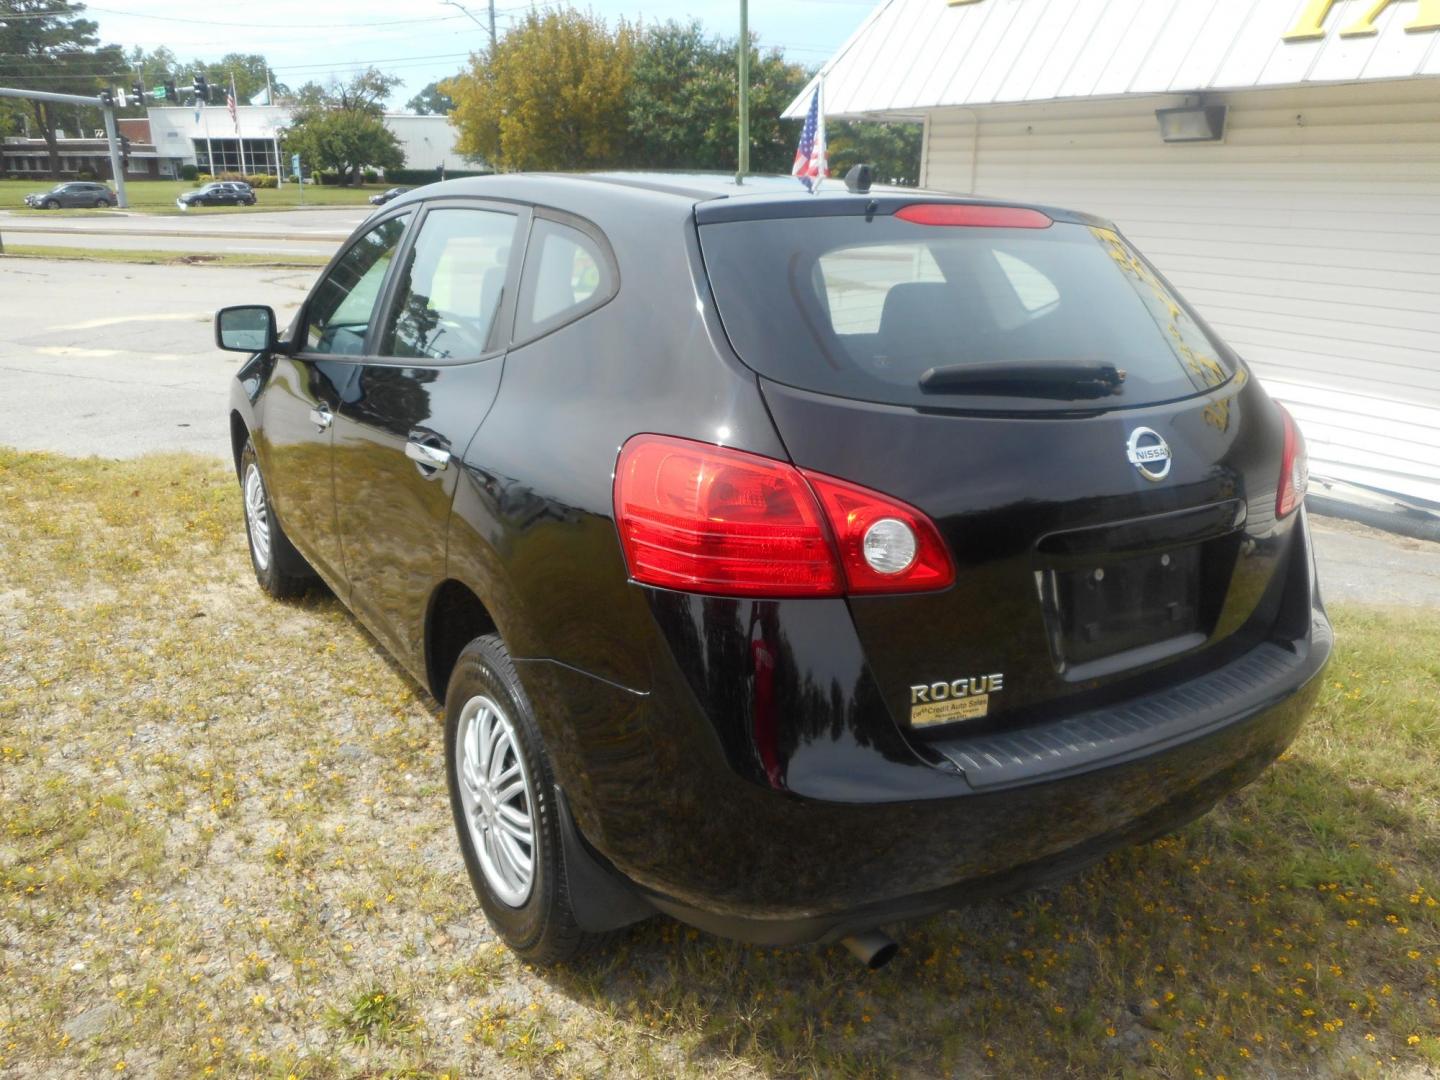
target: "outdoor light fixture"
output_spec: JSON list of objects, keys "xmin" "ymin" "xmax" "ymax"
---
[{"xmin": 1156, "ymin": 104, "xmax": 1227, "ymax": 143}]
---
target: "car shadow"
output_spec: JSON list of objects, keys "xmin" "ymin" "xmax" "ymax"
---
[{"xmin": 536, "ymin": 753, "xmax": 1438, "ymax": 1075}]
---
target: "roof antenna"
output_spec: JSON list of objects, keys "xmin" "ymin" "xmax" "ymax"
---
[{"xmin": 844, "ymin": 163, "xmax": 873, "ymax": 194}]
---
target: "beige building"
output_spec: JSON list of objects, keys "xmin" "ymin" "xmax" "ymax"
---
[{"xmin": 789, "ymin": 0, "xmax": 1440, "ymax": 510}]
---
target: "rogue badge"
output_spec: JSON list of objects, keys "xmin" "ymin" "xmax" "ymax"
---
[{"xmin": 909, "ymin": 674, "xmax": 1004, "ymax": 728}]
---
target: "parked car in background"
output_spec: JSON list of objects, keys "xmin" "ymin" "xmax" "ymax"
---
[
  {"xmin": 216, "ymin": 173, "xmax": 1331, "ymax": 969},
  {"xmin": 178, "ymin": 181, "xmax": 257, "ymax": 208},
  {"xmin": 369, "ymin": 186, "xmax": 408, "ymax": 206},
  {"xmin": 24, "ymin": 181, "xmax": 117, "ymax": 209}
]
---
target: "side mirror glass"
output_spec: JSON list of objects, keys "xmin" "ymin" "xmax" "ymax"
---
[{"xmin": 215, "ymin": 305, "xmax": 277, "ymax": 353}]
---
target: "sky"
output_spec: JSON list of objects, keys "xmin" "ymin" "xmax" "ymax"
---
[{"xmin": 77, "ymin": 0, "xmax": 875, "ymax": 108}]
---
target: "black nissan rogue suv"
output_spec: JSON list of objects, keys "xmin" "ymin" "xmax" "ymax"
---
[{"xmin": 217, "ymin": 173, "xmax": 1330, "ymax": 966}]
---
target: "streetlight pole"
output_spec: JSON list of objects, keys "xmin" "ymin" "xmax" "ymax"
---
[
  {"xmin": 0, "ymin": 86, "xmax": 129, "ymax": 208},
  {"xmin": 444, "ymin": 0, "xmax": 496, "ymax": 55},
  {"xmin": 737, "ymin": 0, "xmax": 749, "ymax": 183}
]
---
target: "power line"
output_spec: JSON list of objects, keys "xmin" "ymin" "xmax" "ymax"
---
[{"xmin": 0, "ymin": 5, "xmax": 469, "ymax": 26}]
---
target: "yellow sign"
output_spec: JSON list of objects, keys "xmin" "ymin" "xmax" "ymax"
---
[{"xmin": 1285, "ymin": 0, "xmax": 1440, "ymax": 39}]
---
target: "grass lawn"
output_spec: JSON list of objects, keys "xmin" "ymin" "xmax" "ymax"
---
[
  {"xmin": 0, "ymin": 178, "xmax": 387, "ymax": 214},
  {"xmin": 1, "ymin": 245, "xmax": 331, "ymax": 269},
  {"xmin": 1, "ymin": 448, "xmax": 1437, "ymax": 1078}
]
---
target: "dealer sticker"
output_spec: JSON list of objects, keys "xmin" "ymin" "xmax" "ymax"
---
[{"xmin": 911, "ymin": 693, "xmax": 989, "ymax": 727}]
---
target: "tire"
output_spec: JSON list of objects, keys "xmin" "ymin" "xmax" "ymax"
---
[
  {"xmin": 238, "ymin": 438, "xmax": 313, "ymax": 599},
  {"xmin": 445, "ymin": 634, "xmax": 593, "ymax": 965},
  {"xmin": 43, "ymin": 199, "xmax": 58, "ymax": 210},
  {"xmin": 94, "ymin": 198, "xmax": 108, "ymax": 208}
]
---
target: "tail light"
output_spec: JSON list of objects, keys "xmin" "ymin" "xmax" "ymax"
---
[
  {"xmin": 613, "ymin": 434, "xmax": 954, "ymax": 598},
  {"xmin": 895, "ymin": 204, "xmax": 1052, "ymax": 229},
  {"xmin": 1276, "ymin": 403, "xmax": 1309, "ymax": 518}
]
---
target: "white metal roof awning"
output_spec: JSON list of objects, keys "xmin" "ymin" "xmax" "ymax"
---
[{"xmin": 784, "ymin": 0, "xmax": 1440, "ymax": 119}]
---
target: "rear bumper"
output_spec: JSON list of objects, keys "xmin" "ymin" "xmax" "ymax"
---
[
  {"xmin": 528, "ymin": 513, "xmax": 1330, "ymax": 944},
  {"xmin": 646, "ymin": 608, "xmax": 1329, "ymax": 944}
]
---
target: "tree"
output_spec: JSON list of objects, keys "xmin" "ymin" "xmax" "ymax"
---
[
  {"xmin": 287, "ymin": 67, "xmax": 401, "ymax": 120},
  {"xmin": 442, "ymin": 10, "xmax": 635, "ymax": 171},
  {"xmin": 828, "ymin": 120, "xmax": 923, "ymax": 187},
  {"xmin": 0, "ymin": 0, "xmax": 125, "ymax": 177},
  {"xmin": 624, "ymin": 20, "xmax": 734, "ymax": 170},
  {"xmin": 405, "ymin": 81, "xmax": 454, "ymax": 116},
  {"xmin": 282, "ymin": 109, "xmax": 403, "ymax": 185}
]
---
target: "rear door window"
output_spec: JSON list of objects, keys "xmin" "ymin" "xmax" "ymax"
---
[{"xmin": 699, "ymin": 212, "xmax": 1235, "ymax": 412}]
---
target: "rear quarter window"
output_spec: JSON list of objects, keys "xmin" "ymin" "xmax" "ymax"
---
[{"xmin": 514, "ymin": 216, "xmax": 616, "ymax": 342}]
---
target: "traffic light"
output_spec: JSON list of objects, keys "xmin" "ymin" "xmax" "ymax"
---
[
  {"xmin": 120, "ymin": 134, "xmax": 131, "ymax": 163},
  {"xmin": 193, "ymin": 74, "xmax": 209, "ymax": 103},
  {"xmin": 99, "ymin": 89, "xmax": 114, "ymax": 108},
  {"xmin": 162, "ymin": 80, "xmax": 177, "ymax": 103},
  {"xmin": 131, "ymin": 82, "xmax": 144, "ymax": 105}
]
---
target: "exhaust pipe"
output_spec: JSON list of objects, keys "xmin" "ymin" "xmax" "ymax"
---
[{"xmin": 840, "ymin": 929, "xmax": 898, "ymax": 970}]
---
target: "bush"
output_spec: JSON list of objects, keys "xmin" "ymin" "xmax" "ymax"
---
[
  {"xmin": 76, "ymin": 167, "xmax": 95, "ymax": 180},
  {"xmin": 243, "ymin": 174, "xmax": 277, "ymax": 189},
  {"xmin": 180, "ymin": 163, "xmax": 198, "ymax": 181},
  {"xmin": 362, "ymin": 170, "xmax": 379, "ymax": 183},
  {"xmin": 384, "ymin": 167, "xmax": 491, "ymax": 185}
]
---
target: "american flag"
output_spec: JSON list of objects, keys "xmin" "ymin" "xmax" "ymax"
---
[
  {"xmin": 227, "ymin": 75, "xmax": 238, "ymax": 131},
  {"xmin": 791, "ymin": 84, "xmax": 827, "ymax": 192}
]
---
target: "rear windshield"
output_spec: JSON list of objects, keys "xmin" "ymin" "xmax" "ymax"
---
[{"xmin": 698, "ymin": 213, "xmax": 1234, "ymax": 411}]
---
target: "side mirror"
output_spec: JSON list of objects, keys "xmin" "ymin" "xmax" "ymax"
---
[{"xmin": 215, "ymin": 305, "xmax": 278, "ymax": 353}]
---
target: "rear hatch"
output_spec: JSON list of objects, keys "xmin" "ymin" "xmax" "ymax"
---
[{"xmin": 696, "ymin": 196, "xmax": 1300, "ymax": 733}]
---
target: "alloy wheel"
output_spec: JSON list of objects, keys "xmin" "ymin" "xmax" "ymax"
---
[
  {"xmin": 455, "ymin": 694, "xmax": 536, "ymax": 907},
  {"xmin": 242, "ymin": 463, "xmax": 272, "ymax": 571}
]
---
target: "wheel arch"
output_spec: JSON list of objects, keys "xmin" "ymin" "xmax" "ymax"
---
[
  {"xmin": 425, "ymin": 578, "xmax": 500, "ymax": 702},
  {"xmin": 229, "ymin": 409, "xmax": 249, "ymax": 478}
]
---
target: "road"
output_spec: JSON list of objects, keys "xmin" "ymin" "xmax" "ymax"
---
[
  {"xmin": 0, "ymin": 207, "xmax": 367, "ymax": 257},
  {"xmin": 0, "ymin": 258, "xmax": 314, "ymax": 458},
  {"xmin": 2, "ymin": 255, "xmax": 1437, "ymax": 608}
]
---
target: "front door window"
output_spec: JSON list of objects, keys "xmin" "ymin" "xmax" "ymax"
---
[{"xmin": 304, "ymin": 214, "xmax": 410, "ymax": 356}]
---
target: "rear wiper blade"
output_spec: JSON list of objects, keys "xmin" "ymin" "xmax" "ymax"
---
[{"xmin": 918, "ymin": 361, "xmax": 1126, "ymax": 399}]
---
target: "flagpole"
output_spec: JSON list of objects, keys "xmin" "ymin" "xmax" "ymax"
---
[
  {"xmin": 737, "ymin": 0, "xmax": 749, "ymax": 183},
  {"xmin": 232, "ymin": 73, "xmax": 248, "ymax": 177}
]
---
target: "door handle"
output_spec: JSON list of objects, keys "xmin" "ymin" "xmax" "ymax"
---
[
  {"xmin": 308, "ymin": 405, "xmax": 333, "ymax": 432},
  {"xmin": 405, "ymin": 439, "xmax": 451, "ymax": 473}
]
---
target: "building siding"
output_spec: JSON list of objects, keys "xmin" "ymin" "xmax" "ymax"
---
[{"xmin": 921, "ymin": 79, "xmax": 1440, "ymax": 505}]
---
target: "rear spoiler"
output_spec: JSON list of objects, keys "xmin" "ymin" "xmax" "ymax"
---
[{"xmin": 694, "ymin": 195, "xmax": 1112, "ymax": 230}]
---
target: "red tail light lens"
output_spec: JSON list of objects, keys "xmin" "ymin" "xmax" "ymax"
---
[
  {"xmin": 614, "ymin": 434, "xmax": 954, "ymax": 598},
  {"xmin": 1276, "ymin": 403, "xmax": 1309, "ymax": 518},
  {"xmin": 895, "ymin": 204, "xmax": 1052, "ymax": 229},
  {"xmin": 801, "ymin": 471, "xmax": 955, "ymax": 594},
  {"xmin": 614, "ymin": 435, "xmax": 841, "ymax": 597}
]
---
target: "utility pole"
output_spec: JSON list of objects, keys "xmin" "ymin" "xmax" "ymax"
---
[
  {"xmin": 737, "ymin": 0, "xmax": 749, "ymax": 183},
  {"xmin": 0, "ymin": 86, "xmax": 128, "ymax": 208}
]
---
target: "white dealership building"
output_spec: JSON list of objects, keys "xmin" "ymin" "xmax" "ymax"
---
[
  {"xmin": 789, "ymin": 0, "xmax": 1440, "ymax": 509},
  {"xmin": 142, "ymin": 106, "xmax": 464, "ymax": 178}
]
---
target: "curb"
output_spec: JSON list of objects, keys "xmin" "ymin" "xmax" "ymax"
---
[{"xmin": 1307, "ymin": 496, "xmax": 1440, "ymax": 545}]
